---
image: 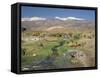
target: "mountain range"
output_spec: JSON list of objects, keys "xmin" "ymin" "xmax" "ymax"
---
[{"xmin": 21, "ymin": 16, "xmax": 95, "ymax": 31}]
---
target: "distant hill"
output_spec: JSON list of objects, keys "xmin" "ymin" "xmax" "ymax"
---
[{"xmin": 21, "ymin": 17, "xmax": 95, "ymax": 31}]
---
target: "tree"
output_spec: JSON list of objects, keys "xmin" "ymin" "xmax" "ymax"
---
[
  {"xmin": 73, "ymin": 33, "xmax": 81, "ymax": 40},
  {"xmin": 22, "ymin": 27, "xmax": 26, "ymax": 31},
  {"xmin": 22, "ymin": 48, "xmax": 26, "ymax": 56}
]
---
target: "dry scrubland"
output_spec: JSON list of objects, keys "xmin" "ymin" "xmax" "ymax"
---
[{"xmin": 21, "ymin": 27, "xmax": 95, "ymax": 71}]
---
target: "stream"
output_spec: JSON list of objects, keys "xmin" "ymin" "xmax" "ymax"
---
[
  {"xmin": 22, "ymin": 39, "xmax": 86, "ymax": 70},
  {"xmin": 22, "ymin": 40, "xmax": 66, "ymax": 70}
]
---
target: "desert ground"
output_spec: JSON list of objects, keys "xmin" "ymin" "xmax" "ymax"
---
[{"xmin": 21, "ymin": 26, "xmax": 95, "ymax": 71}]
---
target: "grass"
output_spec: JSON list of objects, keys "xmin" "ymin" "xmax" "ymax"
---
[
  {"xmin": 21, "ymin": 38, "xmax": 70, "ymax": 67},
  {"xmin": 21, "ymin": 29, "xmax": 95, "ymax": 69}
]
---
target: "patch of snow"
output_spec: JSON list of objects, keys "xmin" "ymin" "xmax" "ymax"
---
[
  {"xmin": 22, "ymin": 17, "xmax": 46, "ymax": 21},
  {"xmin": 55, "ymin": 16, "xmax": 85, "ymax": 21}
]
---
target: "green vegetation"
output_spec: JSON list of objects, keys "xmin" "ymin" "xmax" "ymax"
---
[{"xmin": 21, "ymin": 29, "xmax": 95, "ymax": 70}]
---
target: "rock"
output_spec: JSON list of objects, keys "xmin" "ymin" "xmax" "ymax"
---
[{"xmin": 64, "ymin": 50, "xmax": 88, "ymax": 67}]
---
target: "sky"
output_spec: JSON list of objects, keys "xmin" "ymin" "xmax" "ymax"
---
[{"xmin": 21, "ymin": 6, "xmax": 95, "ymax": 20}]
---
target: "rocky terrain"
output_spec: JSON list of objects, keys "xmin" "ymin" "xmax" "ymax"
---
[{"xmin": 21, "ymin": 17, "xmax": 95, "ymax": 71}]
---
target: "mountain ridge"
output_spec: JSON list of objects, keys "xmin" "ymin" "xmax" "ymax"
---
[{"xmin": 21, "ymin": 16, "xmax": 95, "ymax": 30}]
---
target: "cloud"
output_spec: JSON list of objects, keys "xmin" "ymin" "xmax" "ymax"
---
[
  {"xmin": 22, "ymin": 17, "xmax": 46, "ymax": 21},
  {"xmin": 55, "ymin": 16, "xmax": 85, "ymax": 21}
]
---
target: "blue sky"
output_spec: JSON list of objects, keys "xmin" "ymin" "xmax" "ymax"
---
[{"xmin": 21, "ymin": 6, "xmax": 95, "ymax": 20}]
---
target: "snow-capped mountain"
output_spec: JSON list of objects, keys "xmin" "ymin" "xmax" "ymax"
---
[
  {"xmin": 21, "ymin": 16, "xmax": 94, "ymax": 30},
  {"xmin": 21, "ymin": 16, "xmax": 85, "ymax": 21},
  {"xmin": 22, "ymin": 17, "xmax": 46, "ymax": 21},
  {"xmin": 55, "ymin": 16, "xmax": 85, "ymax": 21}
]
